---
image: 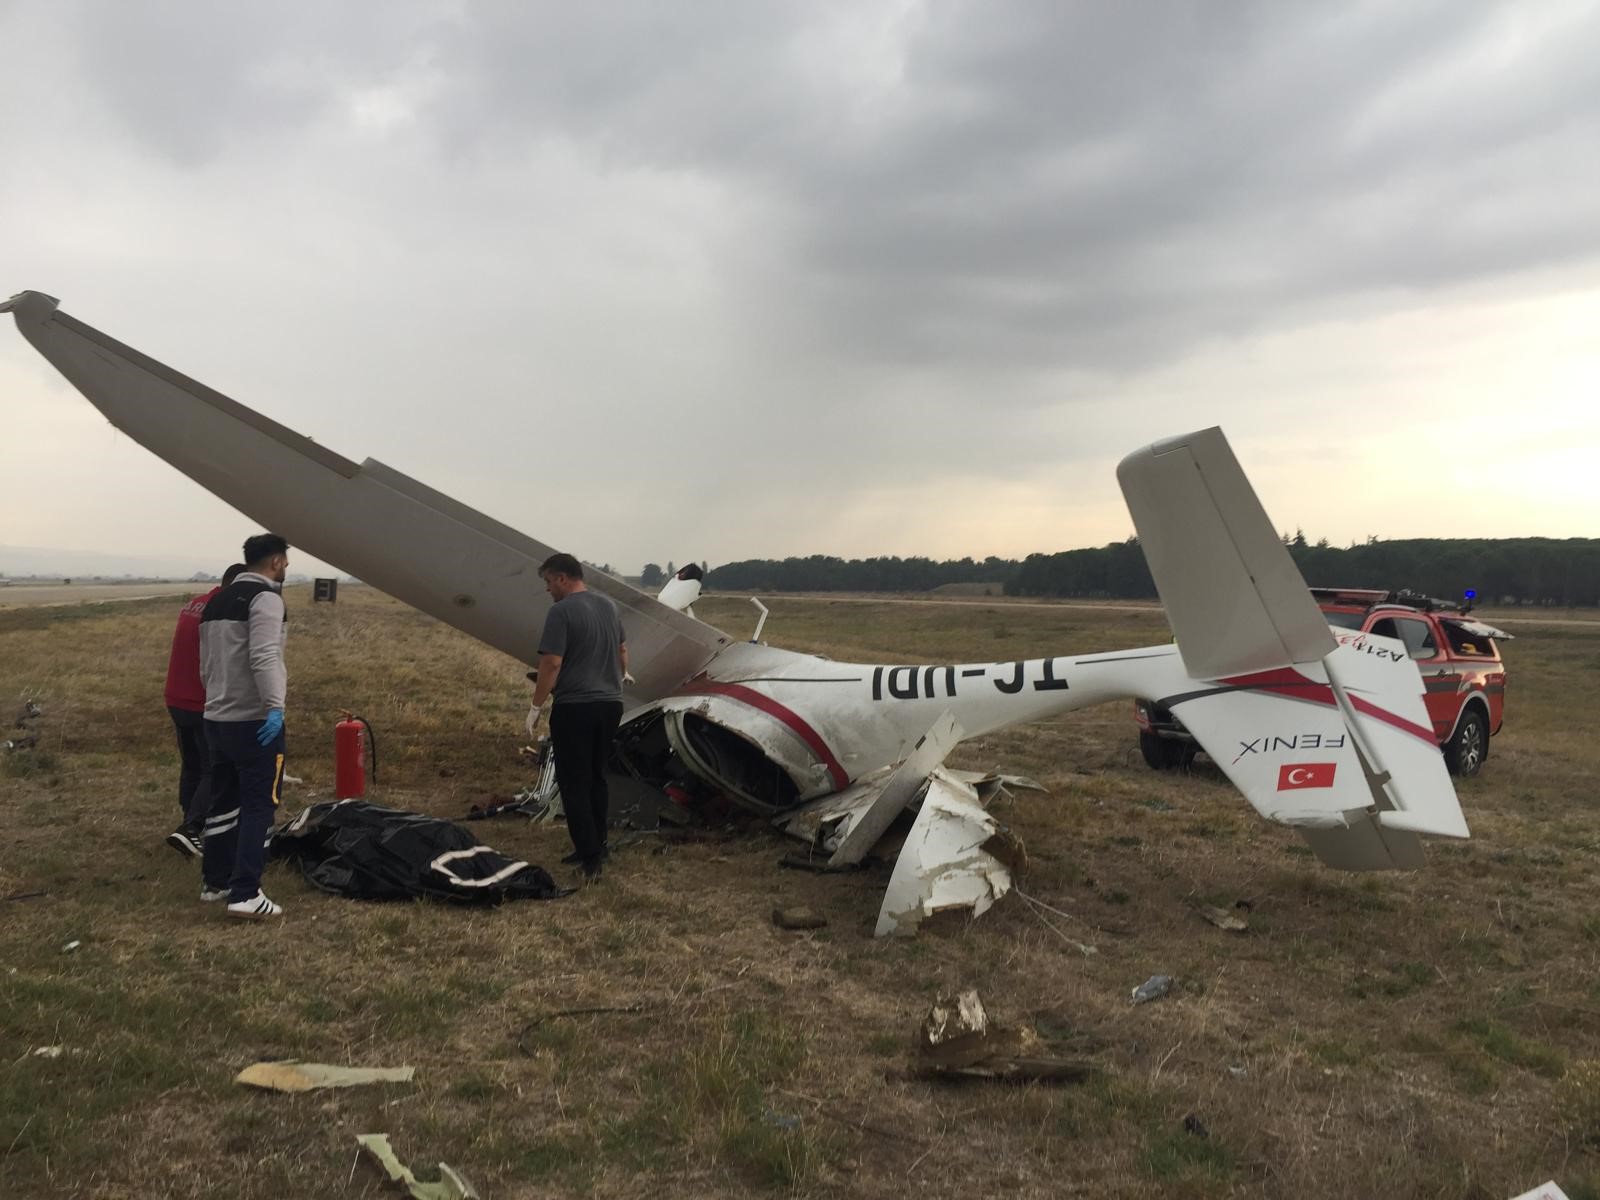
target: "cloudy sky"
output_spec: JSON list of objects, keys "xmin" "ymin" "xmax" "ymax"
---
[{"xmin": 3, "ymin": 0, "xmax": 1597, "ymax": 578}]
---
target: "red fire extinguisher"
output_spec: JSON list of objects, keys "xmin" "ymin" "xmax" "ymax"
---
[{"xmin": 334, "ymin": 711, "xmax": 376, "ymax": 800}]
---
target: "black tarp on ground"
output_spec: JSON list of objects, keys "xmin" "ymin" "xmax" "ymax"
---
[{"xmin": 271, "ymin": 800, "xmax": 567, "ymax": 903}]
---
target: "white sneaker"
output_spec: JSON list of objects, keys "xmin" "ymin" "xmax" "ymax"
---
[
  {"xmin": 200, "ymin": 887, "xmax": 228, "ymax": 903},
  {"xmin": 226, "ymin": 892, "xmax": 283, "ymax": 920}
]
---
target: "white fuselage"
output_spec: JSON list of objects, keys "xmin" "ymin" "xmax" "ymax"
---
[{"xmin": 629, "ymin": 639, "xmax": 1192, "ymax": 806}]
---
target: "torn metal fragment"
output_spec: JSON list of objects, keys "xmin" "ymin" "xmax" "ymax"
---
[
  {"xmin": 875, "ymin": 772, "xmax": 1025, "ymax": 937},
  {"xmin": 828, "ymin": 711, "xmax": 962, "ymax": 866},
  {"xmin": 773, "ymin": 769, "xmax": 891, "ymax": 849},
  {"xmin": 947, "ymin": 769, "xmax": 1047, "ymax": 806},
  {"xmin": 236, "ymin": 1061, "xmax": 416, "ymax": 1092},
  {"xmin": 1195, "ymin": 903, "xmax": 1249, "ymax": 932},
  {"xmin": 1131, "ymin": 974, "xmax": 1174, "ymax": 1005},
  {"xmin": 355, "ymin": 1133, "xmax": 479, "ymax": 1200}
]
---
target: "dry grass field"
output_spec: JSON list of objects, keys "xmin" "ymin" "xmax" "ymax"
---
[{"xmin": 2, "ymin": 585, "xmax": 1599, "ymax": 1199}]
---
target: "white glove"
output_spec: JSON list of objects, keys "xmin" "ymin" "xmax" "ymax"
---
[
  {"xmin": 525, "ymin": 701, "xmax": 546, "ymax": 739},
  {"xmin": 623, "ymin": 672, "xmax": 636, "ymax": 687}
]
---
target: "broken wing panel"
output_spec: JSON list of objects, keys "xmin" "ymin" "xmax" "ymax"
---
[
  {"xmin": 829, "ymin": 711, "xmax": 962, "ymax": 867},
  {"xmin": 875, "ymin": 771, "xmax": 1024, "ymax": 937},
  {"xmin": 3, "ymin": 292, "xmax": 728, "ymax": 700}
]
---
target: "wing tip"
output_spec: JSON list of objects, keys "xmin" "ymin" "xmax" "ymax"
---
[{"xmin": 1, "ymin": 290, "xmax": 60, "ymax": 319}]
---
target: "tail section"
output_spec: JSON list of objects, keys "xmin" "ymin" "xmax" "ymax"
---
[
  {"xmin": 1160, "ymin": 634, "xmax": 1465, "ymax": 869},
  {"xmin": 1117, "ymin": 428, "xmax": 1335, "ymax": 678},
  {"xmin": 1118, "ymin": 428, "xmax": 1468, "ymax": 870}
]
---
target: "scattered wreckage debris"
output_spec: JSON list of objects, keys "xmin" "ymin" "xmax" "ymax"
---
[
  {"xmin": 874, "ymin": 771, "xmax": 1026, "ymax": 937},
  {"xmin": 236, "ymin": 1061, "xmax": 416, "ymax": 1093},
  {"xmin": 916, "ymin": 990, "xmax": 1097, "ymax": 1084},
  {"xmin": 355, "ymin": 1133, "xmax": 479, "ymax": 1200},
  {"xmin": 6, "ymin": 700, "xmax": 44, "ymax": 752},
  {"xmin": 271, "ymin": 800, "xmax": 566, "ymax": 904},
  {"xmin": 1014, "ymin": 888, "xmax": 1098, "ymax": 957},
  {"xmin": 1131, "ymin": 974, "xmax": 1175, "ymax": 1005},
  {"xmin": 1508, "ymin": 1184, "xmax": 1572, "ymax": 1200},
  {"xmin": 504, "ymin": 707, "xmax": 1042, "ymax": 935},
  {"xmin": 1193, "ymin": 900, "xmax": 1250, "ymax": 933},
  {"xmin": 772, "ymin": 905, "xmax": 828, "ymax": 930},
  {"xmin": 60, "ymin": 940, "xmax": 80, "ymax": 954},
  {"xmin": 30, "ymin": 1046, "xmax": 64, "ymax": 1059}
]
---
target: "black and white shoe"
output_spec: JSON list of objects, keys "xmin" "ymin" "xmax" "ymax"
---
[
  {"xmin": 166, "ymin": 827, "xmax": 203, "ymax": 859},
  {"xmin": 226, "ymin": 892, "xmax": 283, "ymax": 920}
]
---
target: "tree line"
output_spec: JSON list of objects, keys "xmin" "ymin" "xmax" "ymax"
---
[
  {"xmin": 705, "ymin": 555, "xmax": 1019, "ymax": 594},
  {"xmin": 691, "ymin": 537, "xmax": 1600, "ymax": 606}
]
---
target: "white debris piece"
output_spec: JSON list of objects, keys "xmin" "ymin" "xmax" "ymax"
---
[
  {"xmin": 830, "ymin": 712, "xmax": 962, "ymax": 867},
  {"xmin": 1506, "ymin": 1184, "xmax": 1569, "ymax": 1200},
  {"xmin": 875, "ymin": 770, "xmax": 1025, "ymax": 937}
]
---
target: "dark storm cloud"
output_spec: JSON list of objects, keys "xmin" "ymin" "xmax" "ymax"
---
[
  {"xmin": 774, "ymin": 1, "xmax": 1600, "ymax": 369},
  {"xmin": 47, "ymin": 0, "xmax": 1600, "ymax": 377},
  {"xmin": 264, "ymin": 0, "xmax": 1594, "ymax": 375}
]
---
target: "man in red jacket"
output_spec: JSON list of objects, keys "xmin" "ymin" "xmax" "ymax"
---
[{"xmin": 164, "ymin": 563, "xmax": 244, "ymax": 857}]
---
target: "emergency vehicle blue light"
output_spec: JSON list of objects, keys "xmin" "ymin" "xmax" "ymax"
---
[{"xmin": 1464, "ymin": 589, "xmax": 1477, "ymax": 599}]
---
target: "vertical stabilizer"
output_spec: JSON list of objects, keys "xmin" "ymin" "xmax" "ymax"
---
[{"xmin": 1117, "ymin": 428, "xmax": 1335, "ymax": 679}]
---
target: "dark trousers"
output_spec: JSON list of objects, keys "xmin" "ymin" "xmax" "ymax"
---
[
  {"xmin": 202, "ymin": 718, "xmax": 287, "ymax": 902},
  {"xmin": 168, "ymin": 706, "xmax": 213, "ymax": 830},
  {"xmin": 550, "ymin": 701, "xmax": 622, "ymax": 867}
]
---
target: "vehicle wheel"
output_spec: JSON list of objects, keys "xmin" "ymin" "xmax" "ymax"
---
[
  {"xmin": 1139, "ymin": 731, "xmax": 1189, "ymax": 771},
  {"xmin": 1445, "ymin": 708, "xmax": 1488, "ymax": 777}
]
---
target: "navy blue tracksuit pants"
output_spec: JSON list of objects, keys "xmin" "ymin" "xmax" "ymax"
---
[
  {"xmin": 202, "ymin": 718, "xmax": 286, "ymax": 902},
  {"xmin": 168, "ymin": 705, "xmax": 213, "ymax": 831}
]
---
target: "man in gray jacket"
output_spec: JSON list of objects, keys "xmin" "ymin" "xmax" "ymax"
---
[{"xmin": 198, "ymin": 533, "xmax": 290, "ymax": 919}]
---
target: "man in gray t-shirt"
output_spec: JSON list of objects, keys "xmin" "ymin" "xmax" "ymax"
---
[{"xmin": 526, "ymin": 552, "xmax": 630, "ymax": 880}]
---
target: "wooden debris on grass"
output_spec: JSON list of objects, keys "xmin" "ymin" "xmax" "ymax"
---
[{"xmin": 916, "ymin": 989, "xmax": 1097, "ymax": 1084}]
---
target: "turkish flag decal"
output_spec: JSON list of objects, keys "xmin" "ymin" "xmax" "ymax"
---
[{"xmin": 1277, "ymin": 762, "xmax": 1337, "ymax": 790}]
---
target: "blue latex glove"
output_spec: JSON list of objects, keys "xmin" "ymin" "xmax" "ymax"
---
[{"xmin": 257, "ymin": 708, "xmax": 285, "ymax": 746}]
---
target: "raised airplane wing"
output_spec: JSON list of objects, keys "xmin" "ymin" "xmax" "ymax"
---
[{"xmin": 0, "ymin": 290, "xmax": 729, "ymax": 700}]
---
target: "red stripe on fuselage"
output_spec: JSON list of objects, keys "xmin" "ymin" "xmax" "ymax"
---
[
  {"xmin": 1219, "ymin": 668, "xmax": 1437, "ymax": 746},
  {"xmin": 673, "ymin": 680, "xmax": 850, "ymax": 790}
]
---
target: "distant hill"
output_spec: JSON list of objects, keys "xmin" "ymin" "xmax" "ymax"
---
[{"xmin": 0, "ymin": 543, "xmax": 215, "ymax": 580}]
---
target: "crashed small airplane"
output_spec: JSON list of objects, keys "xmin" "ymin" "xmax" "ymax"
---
[{"xmin": 3, "ymin": 291, "xmax": 1470, "ymax": 934}]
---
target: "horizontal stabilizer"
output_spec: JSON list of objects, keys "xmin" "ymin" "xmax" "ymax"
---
[
  {"xmin": 1159, "ymin": 630, "xmax": 1467, "ymax": 870},
  {"xmin": 1117, "ymin": 428, "xmax": 1335, "ymax": 679},
  {"xmin": 1299, "ymin": 816, "xmax": 1425, "ymax": 872}
]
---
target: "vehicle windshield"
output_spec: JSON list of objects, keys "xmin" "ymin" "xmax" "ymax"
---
[{"xmin": 1321, "ymin": 610, "xmax": 1367, "ymax": 630}]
